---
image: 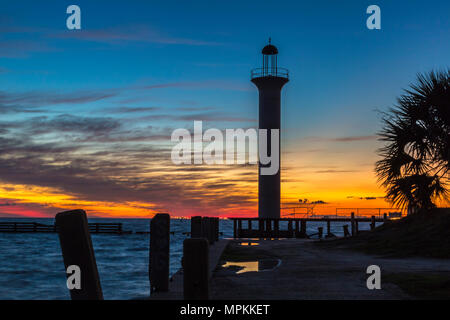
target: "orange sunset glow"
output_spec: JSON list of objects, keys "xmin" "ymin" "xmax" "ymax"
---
[
  {"xmin": 2, "ymin": 1, "xmax": 448, "ymax": 219},
  {"xmin": 0, "ymin": 135, "xmax": 397, "ymax": 218}
]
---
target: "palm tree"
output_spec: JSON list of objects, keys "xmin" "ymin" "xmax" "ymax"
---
[{"xmin": 375, "ymin": 70, "xmax": 450, "ymax": 212}]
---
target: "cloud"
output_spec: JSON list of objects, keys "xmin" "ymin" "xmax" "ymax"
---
[
  {"xmin": 0, "ymin": 114, "xmax": 257, "ymax": 216},
  {"xmin": 0, "ymin": 202, "xmax": 16, "ymax": 206},
  {"xmin": 0, "ymin": 105, "xmax": 48, "ymax": 114},
  {"xmin": 305, "ymin": 135, "xmax": 377, "ymax": 143},
  {"xmin": 347, "ymin": 196, "xmax": 385, "ymax": 200},
  {"xmin": 139, "ymin": 112, "xmax": 255, "ymax": 123},
  {"xmin": 1, "ymin": 114, "xmax": 121, "ymax": 137},
  {"xmin": 141, "ymin": 80, "xmax": 250, "ymax": 92},
  {"xmin": 314, "ymin": 169, "xmax": 359, "ymax": 174},
  {"xmin": 0, "ymin": 23, "xmax": 222, "ymax": 58},
  {"xmin": 0, "ymin": 40, "xmax": 54, "ymax": 58},
  {"xmin": 50, "ymin": 25, "xmax": 223, "ymax": 46},
  {"xmin": 0, "ymin": 89, "xmax": 117, "ymax": 107},
  {"xmin": 104, "ymin": 106, "xmax": 161, "ymax": 113},
  {"xmin": 0, "ymin": 85, "xmax": 257, "ymax": 217},
  {"xmin": 175, "ymin": 106, "xmax": 216, "ymax": 112},
  {"xmin": 331, "ymin": 135, "xmax": 377, "ymax": 142}
]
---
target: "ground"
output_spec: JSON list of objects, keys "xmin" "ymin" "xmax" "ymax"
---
[
  {"xmin": 323, "ymin": 208, "xmax": 450, "ymax": 259},
  {"xmin": 211, "ymin": 239, "xmax": 450, "ymax": 300}
]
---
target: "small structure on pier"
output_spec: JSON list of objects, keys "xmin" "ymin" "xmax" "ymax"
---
[{"xmin": 230, "ymin": 215, "xmax": 389, "ymax": 239}]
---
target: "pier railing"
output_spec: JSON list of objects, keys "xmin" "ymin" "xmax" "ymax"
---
[
  {"xmin": 229, "ymin": 215, "xmax": 389, "ymax": 239},
  {"xmin": 0, "ymin": 221, "xmax": 128, "ymax": 234},
  {"xmin": 0, "ymin": 222, "xmax": 56, "ymax": 233}
]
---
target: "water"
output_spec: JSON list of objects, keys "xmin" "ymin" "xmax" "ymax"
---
[
  {"xmin": 222, "ymin": 259, "xmax": 281, "ymax": 274},
  {"xmin": 0, "ymin": 217, "xmax": 376, "ymax": 300}
]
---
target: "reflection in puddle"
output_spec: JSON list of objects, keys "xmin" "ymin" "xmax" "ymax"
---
[
  {"xmin": 222, "ymin": 259, "xmax": 281, "ymax": 274},
  {"xmin": 239, "ymin": 242, "xmax": 259, "ymax": 246}
]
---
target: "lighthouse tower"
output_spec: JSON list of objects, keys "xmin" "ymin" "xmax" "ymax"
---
[{"xmin": 251, "ymin": 39, "xmax": 289, "ymax": 219}]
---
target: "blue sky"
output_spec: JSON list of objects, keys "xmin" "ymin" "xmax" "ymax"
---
[{"xmin": 0, "ymin": 0, "xmax": 449, "ymax": 217}]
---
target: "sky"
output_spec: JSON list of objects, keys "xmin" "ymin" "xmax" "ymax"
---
[{"xmin": 0, "ymin": 0, "xmax": 449, "ymax": 218}]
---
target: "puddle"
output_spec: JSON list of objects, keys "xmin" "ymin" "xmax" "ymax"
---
[{"xmin": 222, "ymin": 259, "xmax": 281, "ymax": 274}]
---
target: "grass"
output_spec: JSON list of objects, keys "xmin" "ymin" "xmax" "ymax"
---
[
  {"xmin": 384, "ymin": 272, "xmax": 450, "ymax": 299},
  {"xmin": 320, "ymin": 208, "xmax": 450, "ymax": 259}
]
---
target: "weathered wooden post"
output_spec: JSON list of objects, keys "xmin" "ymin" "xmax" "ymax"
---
[
  {"xmin": 370, "ymin": 216, "xmax": 376, "ymax": 230},
  {"xmin": 318, "ymin": 227, "xmax": 323, "ymax": 239},
  {"xmin": 237, "ymin": 219, "xmax": 242, "ymax": 239},
  {"xmin": 266, "ymin": 219, "xmax": 272, "ymax": 232},
  {"xmin": 248, "ymin": 219, "xmax": 252, "ymax": 231},
  {"xmin": 295, "ymin": 220, "xmax": 299, "ymax": 235},
  {"xmin": 214, "ymin": 218, "xmax": 219, "ymax": 242},
  {"xmin": 355, "ymin": 219, "xmax": 359, "ymax": 235},
  {"xmin": 274, "ymin": 219, "xmax": 279, "ymax": 237},
  {"xmin": 288, "ymin": 220, "xmax": 293, "ymax": 237},
  {"xmin": 300, "ymin": 219, "xmax": 307, "ymax": 238},
  {"xmin": 326, "ymin": 220, "xmax": 331, "ymax": 237},
  {"xmin": 383, "ymin": 213, "xmax": 388, "ymax": 223},
  {"xmin": 55, "ymin": 209, "xmax": 103, "ymax": 300},
  {"xmin": 202, "ymin": 217, "xmax": 214, "ymax": 244},
  {"xmin": 350, "ymin": 212, "xmax": 355, "ymax": 236},
  {"xmin": 233, "ymin": 219, "xmax": 237, "ymax": 238},
  {"xmin": 149, "ymin": 213, "xmax": 170, "ymax": 293},
  {"xmin": 191, "ymin": 216, "xmax": 202, "ymax": 238},
  {"xmin": 259, "ymin": 219, "xmax": 264, "ymax": 236},
  {"xmin": 209, "ymin": 218, "xmax": 215, "ymax": 244},
  {"xmin": 343, "ymin": 225, "xmax": 350, "ymax": 237},
  {"xmin": 183, "ymin": 238, "xmax": 209, "ymax": 300}
]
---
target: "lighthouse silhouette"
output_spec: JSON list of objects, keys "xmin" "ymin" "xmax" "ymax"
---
[{"xmin": 251, "ymin": 39, "xmax": 289, "ymax": 219}]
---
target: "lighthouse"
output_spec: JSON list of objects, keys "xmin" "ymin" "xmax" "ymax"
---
[{"xmin": 251, "ymin": 39, "xmax": 289, "ymax": 219}]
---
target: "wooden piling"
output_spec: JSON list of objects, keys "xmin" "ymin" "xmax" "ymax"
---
[
  {"xmin": 318, "ymin": 227, "xmax": 323, "ymax": 239},
  {"xmin": 149, "ymin": 213, "xmax": 170, "ymax": 293},
  {"xmin": 326, "ymin": 220, "xmax": 331, "ymax": 236},
  {"xmin": 209, "ymin": 218, "xmax": 215, "ymax": 244},
  {"xmin": 370, "ymin": 215, "xmax": 376, "ymax": 230},
  {"xmin": 300, "ymin": 219, "xmax": 306, "ymax": 238},
  {"xmin": 55, "ymin": 209, "xmax": 103, "ymax": 300},
  {"xmin": 259, "ymin": 219, "xmax": 264, "ymax": 235},
  {"xmin": 183, "ymin": 238, "xmax": 209, "ymax": 300},
  {"xmin": 191, "ymin": 216, "xmax": 202, "ymax": 238},
  {"xmin": 274, "ymin": 220, "xmax": 279, "ymax": 237},
  {"xmin": 202, "ymin": 217, "xmax": 214, "ymax": 244},
  {"xmin": 213, "ymin": 218, "xmax": 219, "ymax": 242},
  {"xmin": 343, "ymin": 225, "xmax": 350, "ymax": 237},
  {"xmin": 350, "ymin": 212, "xmax": 355, "ymax": 236},
  {"xmin": 237, "ymin": 219, "xmax": 242, "ymax": 239},
  {"xmin": 233, "ymin": 219, "xmax": 237, "ymax": 238},
  {"xmin": 383, "ymin": 213, "xmax": 388, "ymax": 223}
]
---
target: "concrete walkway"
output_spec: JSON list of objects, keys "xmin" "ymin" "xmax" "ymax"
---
[
  {"xmin": 211, "ymin": 239, "xmax": 450, "ymax": 300},
  {"xmin": 150, "ymin": 239, "xmax": 229, "ymax": 300}
]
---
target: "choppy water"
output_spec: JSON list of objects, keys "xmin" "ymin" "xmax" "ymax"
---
[{"xmin": 0, "ymin": 217, "xmax": 376, "ymax": 300}]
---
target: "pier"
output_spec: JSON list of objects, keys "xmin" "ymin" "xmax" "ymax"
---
[
  {"xmin": 229, "ymin": 213, "xmax": 390, "ymax": 239},
  {"xmin": 0, "ymin": 221, "xmax": 130, "ymax": 234},
  {"xmin": 230, "ymin": 215, "xmax": 389, "ymax": 239}
]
